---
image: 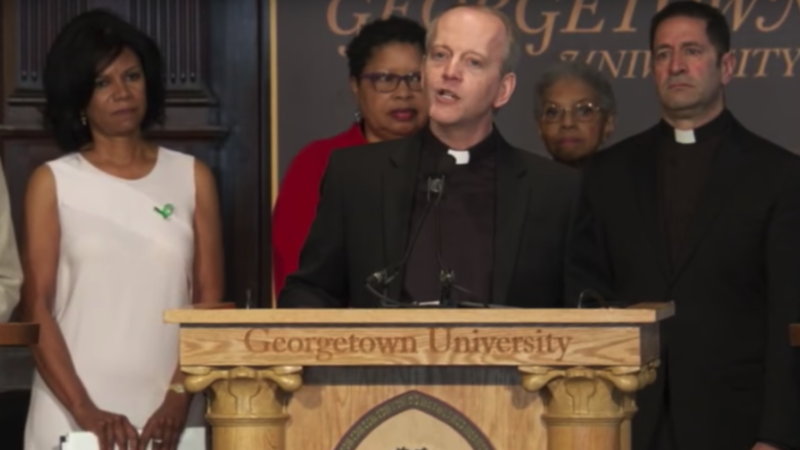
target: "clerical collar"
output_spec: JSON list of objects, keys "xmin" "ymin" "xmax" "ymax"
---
[
  {"xmin": 421, "ymin": 125, "xmax": 498, "ymax": 165},
  {"xmin": 657, "ymin": 109, "xmax": 732, "ymax": 145}
]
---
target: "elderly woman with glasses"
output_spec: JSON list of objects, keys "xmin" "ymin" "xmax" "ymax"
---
[
  {"xmin": 272, "ymin": 16, "xmax": 428, "ymax": 297},
  {"xmin": 534, "ymin": 61, "xmax": 617, "ymax": 168}
]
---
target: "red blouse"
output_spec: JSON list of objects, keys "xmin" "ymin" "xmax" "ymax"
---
[{"xmin": 272, "ymin": 123, "xmax": 367, "ymax": 297}]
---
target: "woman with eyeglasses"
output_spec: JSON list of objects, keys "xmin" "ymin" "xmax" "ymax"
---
[
  {"xmin": 272, "ymin": 16, "xmax": 428, "ymax": 297},
  {"xmin": 534, "ymin": 61, "xmax": 617, "ymax": 168}
]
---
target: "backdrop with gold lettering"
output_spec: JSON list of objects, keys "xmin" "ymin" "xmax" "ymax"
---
[{"xmin": 273, "ymin": 0, "xmax": 800, "ymax": 183}]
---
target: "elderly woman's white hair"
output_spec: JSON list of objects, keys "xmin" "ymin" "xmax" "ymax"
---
[{"xmin": 533, "ymin": 61, "xmax": 617, "ymax": 118}]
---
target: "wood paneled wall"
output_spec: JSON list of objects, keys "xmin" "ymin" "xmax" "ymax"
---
[{"xmin": 0, "ymin": 0, "xmax": 272, "ymax": 307}]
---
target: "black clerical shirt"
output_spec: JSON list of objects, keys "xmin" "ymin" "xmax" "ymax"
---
[
  {"xmin": 402, "ymin": 127, "xmax": 498, "ymax": 304},
  {"xmin": 654, "ymin": 110, "xmax": 793, "ymax": 450},
  {"xmin": 657, "ymin": 109, "xmax": 732, "ymax": 271}
]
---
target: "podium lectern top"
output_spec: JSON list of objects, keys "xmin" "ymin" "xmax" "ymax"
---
[
  {"xmin": 164, "ymin": 302, "xmax": 674, "ymax": 325},
  {"xmin": 167, "ymin": 303, "xmax": 674, "ymax": 450},
  {"xmin": 164, "ymin": 302, "xmax": 673, "ymax": 368},
  {"xmin": 0, "ymin": 323, "xmax": 39, "ymax": 346}
]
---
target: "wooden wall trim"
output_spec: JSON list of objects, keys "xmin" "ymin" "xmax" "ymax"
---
[
  {"xmin": 259, "ymin": 0, "xmax": 275, "ymax": 307},
  {"xmin": 16, "ymin": 1, "xmax": 89, "ymax": 87},
  {"xmin": 9, "ymin": 1, "xmax": 89, "ymax": 105},
  {"xmin": 0, "ymin": 124, "xmax": 229, "ymax": 140},
  {"xmin": 9, "ymin": 0, "xmax": 216, "ymax": 106},
  {"xmin": 128, "ymin": 0, "xmax": 215, "ymax": 105},
  {"xmin": 8, "ymin": 96, "xmax": 219, "ymax": 107},
  {"xmin": 206, "ymin": 0, "xmax": 268, "ymax": 307}
]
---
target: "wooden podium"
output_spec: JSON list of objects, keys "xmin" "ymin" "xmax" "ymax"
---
[
  {"xmin": 165, "ymin": 303, "xmax": 673, "ymax": 450},
  {"xmin": 792, "ymin": 324, "xmax": 800, "ymax": 347}
]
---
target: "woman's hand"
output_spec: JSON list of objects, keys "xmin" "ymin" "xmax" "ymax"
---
[
  {"xmin": 72, "ymin": 403, "xmax": 139, "ymax": 450},
  {"xmin": 138, "ymin": 391, "xmax": 191, "ymax": 450}
]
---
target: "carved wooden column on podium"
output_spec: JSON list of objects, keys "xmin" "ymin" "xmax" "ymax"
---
[
  {"xmin": 183, "ymin": 365, "xmax": 303, "ymax": 450},
  {"xmin": 520, "ymin": 362, "xmax": 658, "ymax": 450},
  {"xmin": 619, "ymin": 392, "xmax": 638, "ymax": 450},
  {"xmin": 166, "ymin": 304, "xmax": 673, "ymax": 450}
]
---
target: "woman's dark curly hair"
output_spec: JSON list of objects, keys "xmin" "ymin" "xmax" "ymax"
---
[
  {"xmin": 42, "ymin": 9, "xmax": 165, "ymax": 152},
  {"xmin": 345, "ymin": 15, "xmax": 427, "ymax": 79}
]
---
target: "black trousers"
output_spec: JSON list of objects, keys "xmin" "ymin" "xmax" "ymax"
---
[
  {"xmin": 648, "ymin": 377, "xmax": 675, "ymax": 450},
  {"xmin": 651, "ymin": 414, "xmax": 676, "ymax": 450}
]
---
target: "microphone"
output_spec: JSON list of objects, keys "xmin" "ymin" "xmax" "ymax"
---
[
  {"xmin": 430, "ymin": 155, "xmax": 457, "ymax": 307},
  {"xmin": 577, "ymin": 289, "xmax": 620, "ymax": 309},
  {"xmin": 430, "ymin": 155, "xmax": 517, "ymax": 309},
  {"xmin": 366, "ymin": 153, "xmax": 454, "ymax": 307}
]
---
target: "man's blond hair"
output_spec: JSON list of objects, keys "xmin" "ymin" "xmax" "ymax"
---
[{"xmin": 425, "ymin": 5, "xmax": 521, "ymax": 75}]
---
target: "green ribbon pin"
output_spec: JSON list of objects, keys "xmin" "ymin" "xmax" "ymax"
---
[{"xmin": 154, "ymin": 203, "xmax": 174, "ymax": 219}]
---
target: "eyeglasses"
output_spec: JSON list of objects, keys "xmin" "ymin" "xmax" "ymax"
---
[
  {"xmin": 360, "ymin": 72, "xmax": 422, "ymax": 93},
  {"xmin": 540, "ymin": 101, "xmax": 603, "ymax": 123}
]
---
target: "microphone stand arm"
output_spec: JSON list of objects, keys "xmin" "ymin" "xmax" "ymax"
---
[{"xmin": 439, "ymin": 268, "xmax": 455, "ymax": 308}]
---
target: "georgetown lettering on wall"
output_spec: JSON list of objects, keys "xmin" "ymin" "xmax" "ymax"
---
[
  {"xmin": 276, "ymin": 0, "xmax": 800, "ymax": 181},
  {"xmin": 177, "ymin": 324, "xmax": 657, "ymax": 366},
  {"xmin": 325, "ymin": 0, "xmax": 800, "ymax": 79}
]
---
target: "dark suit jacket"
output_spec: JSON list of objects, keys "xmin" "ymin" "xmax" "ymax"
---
[
  {"xmin": 278, "ymin": 130, "xmax": 579, "ymax": 308},
  {"xmin": 566, "ymin": 116, "xmax": 800, "ymax": 450}
]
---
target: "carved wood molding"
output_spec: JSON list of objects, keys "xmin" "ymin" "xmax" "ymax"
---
[
  {"xmin": 17, "ymin": 0, "xmax": 89, "ymax": 87},
  {"xmin": 8, "ymin": 0, "xmax": 215, "ymax": 106},
  {"xmin": 129, "ymin": 0, "xmax": 214, "ymax": 105},
  {"xmin": 0, "ymin": 124, "xmax": 229, "ymax": 141},
  {"xmin": 9, "ymin": 0, "xmax": 89, "ymax": 103},
  {"xmin": 183, "ymin": 366, "xmax": 303, "ymax": 450}
]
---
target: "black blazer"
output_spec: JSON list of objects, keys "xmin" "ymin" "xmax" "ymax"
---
[
  {"xmin": 566, "ymin": 116, "xmax": 800, "ymax": 450},
  {"xmin": 278, "ymin": 130, "xmax": 579, "ymax": 308}
]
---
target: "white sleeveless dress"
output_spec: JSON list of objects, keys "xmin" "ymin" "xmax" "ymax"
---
[{"xmin": 24, "ymin": 148, "xmax": 204, "ymax": 450}]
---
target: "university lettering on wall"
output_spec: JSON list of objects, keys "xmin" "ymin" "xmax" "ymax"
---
[
  {"xmin": 326, "ymin": 0, "xmax": 800, "ymax": 79},
  {"xmin": 275, "ymin": 0, "xmax": 800, "ymax": 179}
]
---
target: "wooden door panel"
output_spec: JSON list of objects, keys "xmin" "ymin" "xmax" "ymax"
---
[{"xmin": 0, "ymin": 0, "xmax": 268, "ymax": 308}]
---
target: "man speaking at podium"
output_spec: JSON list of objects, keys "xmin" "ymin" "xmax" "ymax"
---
[{"xmin": 279, "ymin": 5, "xmax": 577, "ymax": 309}]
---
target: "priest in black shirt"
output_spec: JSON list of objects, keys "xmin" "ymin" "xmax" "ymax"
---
[
  {"xmin": 566, "ymin": 2, "xmax": 800, "ymax": 450},
  {"xmin": 279, "ymin": 5, "xmax": 577, "ymax": 309}
]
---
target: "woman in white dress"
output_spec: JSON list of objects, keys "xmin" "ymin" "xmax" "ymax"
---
[{"xmin": 21, "ymin": 10, "xmax": 224, "ymax": 450}]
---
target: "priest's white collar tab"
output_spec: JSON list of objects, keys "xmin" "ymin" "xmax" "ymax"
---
[
  {"xmin": 674, "ymin": 128, "xmax": 696, "ymax": 144},
  {"xmin": 448, "ymin": 149, "xmax": 470, "ymax": 165}
]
